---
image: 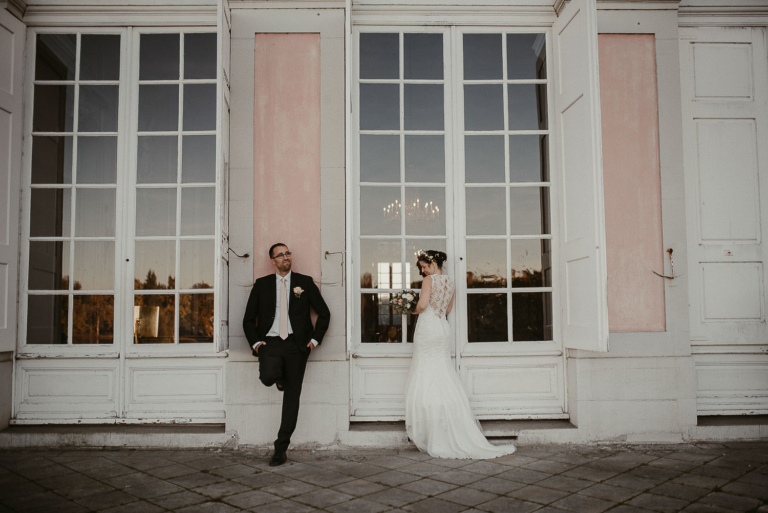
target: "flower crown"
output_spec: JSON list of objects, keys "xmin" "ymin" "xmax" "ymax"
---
[{"xmin": 415, "ymin": 249, "xmax": 436, "ymax": 263}]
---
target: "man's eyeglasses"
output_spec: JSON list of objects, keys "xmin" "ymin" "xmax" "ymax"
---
[{"xmin": 272, "ymin": 251, "xmax": 292, "ymax": 260}]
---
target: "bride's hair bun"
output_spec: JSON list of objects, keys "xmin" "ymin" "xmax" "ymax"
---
[{"xmin": 417, "ymin": 250, "xmax": 448, "ymax": 269}]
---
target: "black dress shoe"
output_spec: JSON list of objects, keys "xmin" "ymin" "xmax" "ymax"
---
[
  {"xmin": 269, "ymin": 450, "xmax": 287, "ymax": 466},
  {"xmin": 275, "ymin": 380, "xmax": 285, "ymax": 391}
]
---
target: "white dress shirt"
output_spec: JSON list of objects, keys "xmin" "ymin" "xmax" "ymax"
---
[{"xmin": 253, "ymin": 271, "xmax": 318, "ymax": 351}]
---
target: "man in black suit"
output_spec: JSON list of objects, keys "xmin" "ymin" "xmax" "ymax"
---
[{"xmin": 242, "ymin": 243, "xmax": 331, "ymax": 466}]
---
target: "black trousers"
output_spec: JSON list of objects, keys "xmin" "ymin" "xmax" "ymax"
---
[{"xmin": 258, "ymin": 335, "xmax": 309, "ymax": 453}]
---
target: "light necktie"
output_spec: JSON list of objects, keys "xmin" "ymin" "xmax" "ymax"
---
[{"xmin": 279, "ymin": 277, "xmax": 288, "ymax": 340}]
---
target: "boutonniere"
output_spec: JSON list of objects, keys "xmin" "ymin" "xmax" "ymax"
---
[{"xmin": 293, "ymin": 286, "xmax": 304, "ymax": 298}]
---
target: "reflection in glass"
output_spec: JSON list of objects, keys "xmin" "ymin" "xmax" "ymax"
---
[
  {"xmin": 509, "ymin": 135, "xmax": 548, "ymax": 182},
  {"xmin": 405, "ymin": 187, "xmax": 445, "ymax": 236},
  {"xmin": 507, "ymin": 34, "xmax": 546, "ymax": 80},
  {"xmin": 28, "ymin": 241, "xmax": 69, "ymax": 291},
  {"xmin": 360, "ymin": 239, "xmax": 403, "ymax": 289},
  {"xmin": 513, "ymin": 292, "xmax": 552, "ymax": 341},
  {"xmin": 78, "ymin": 85, "xmax": 119, "ymax": 132},
  {"xmin": 508, "ymin": 84, "xmax": 545, "ymax": 131},
  {"xmin": 179, "ymin": 294, "xmax": 214, "ymax": 342},
  {"xmin": 404, "ymin": 84, "xmax": 444, "ymax": 131},
  {"xmin": 510, "ymin": 187, "xmax": 550, "ymax": 235},
  {"xmin": 467, "ymin": 294, "xmax": 507, "ymax": 342},
  {"xmin": 360, "ymin": 186, "xmax": 401, "ymax": 236},
  {"xmin": 137, "ymin": 136, "xmax": 178, "ymax": 183},
  {"xmin": 466, "ymin": 239, "xmax": 507, "ymax": 289},
  {"xmin": 360, "ymin": 84, "xmax": 399, "ymax": 131},
  {"xmin": 360, "ymin": 135, "xmax": 399, "ymax": 183},
  {"xmin": 465, "ymin": 187, "xmax": 505, "ymax": 235},
  {"xmin": 183, "ymin": 84, "xmax": 216, "ymax": 131},
  {"xmin": 359, "ymin": 33, "xmax": 399, "ymax": 80},
  {"xmin": 180, "ymin": 187, "xmax": 215, "ymax": 236},
  {"xmin": 135, "ymin": 240, "xmax": 175, "ymax": 290},
  {"xmin": 180, "ymin": 240, "xmax": 214, "ymax": 289},
  {"xmin": 74, "ymin": 241, "xmax": 115, "ymax": 291},
  {"xmin": 510, "ymin": 239, "xmax": 551, "ymax": 288},
  {"xmin": 404, "ymin": 33, "xmax": 443, "ymax": 80},
  {"xmin": 139, "ymin": 85, "xmax": 179, "ymax": 132},
  {"xmin": 77, "ymin": 137, "xmax": 117, "ymax": 183},
  {"xmin": 140, "ymin": 34, "xmax": 180, "ymax": 81},
  {"xmin": 134, "ymin": 295, "xmax": 175, "ymax": 343},
  {"xmin": 406, "ymin": 239, "xmax": 446, "ymax": 288},
  {"xmin": 75, "ymin": 188, "xmax": 116, "ymax": 237},
  {"xmin": 184, "ymin": 33, "xmax": 217, "ymax": 79},
  {"xmin": 182, "ymin": 135, "xmax": 215, "ymax": 183},
  {"xmin": 27, "ymin": 295, "xmax": 68, "ymax": 344},
  {"xmin": 80, "ymin": 35, "xmax": 121, "ymax": 81},
  {"xmin": 463, "ymin": 34, "xmax": 502, "ymax": 80},
  {"xmin": 465, "ymin": 135, "xmax": 504, "ymax": 183},
  {"xmin": 361, "ymin": 293, "xmax": 402, "ymax": 343},
  {"xmin": 36, "ymin": 34, "xmax": 76, "ymax": 81},
  {"xmin": 464, "ymin": 85, "xmax": 503, "ymax": 131},
  {"xmin": 32, "ymin": 136, "xmax": 73, "ymax": 184},
  {"xmin": 136, "ymin": 188, "xmax": 176, "ymax": 236},
  {"xmin": 72, "ymin": 295, "xmax": 114, "ymax": 344},
  {"xmin": 405, "ymin": 135, "xmax": 444, "ymax": 183},
  {"xmin": 30, "ymin": 189, "xmax": 70, "ymax": 237},
  {"xmin": 33, "ymin": 85, "xmax": 74, "ymax": 132},
  {"xmin": 406, "ymin": 311, "xmax": 418, "ymax": 343}
]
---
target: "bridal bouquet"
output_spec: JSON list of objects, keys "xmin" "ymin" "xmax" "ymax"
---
[{"xmin": 389, "ymin": 291, "xmax": 418, "ymax": 315}]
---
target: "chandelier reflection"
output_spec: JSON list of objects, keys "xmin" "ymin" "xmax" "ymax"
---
[{"xmin": 382, "ymin": 198, "xmax": 440, "ymax": 222}]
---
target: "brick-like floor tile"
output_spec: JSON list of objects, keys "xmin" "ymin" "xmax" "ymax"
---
[
  {"xmin": 74, "ymin": 490, "xmax": 139, "ymax": 510},
  {"xmin": 537, "ymin": 474, "xmax": 593, "ymax": 493},
  {"xmin": 431, "ymin": 469, "xmax": 486, "ymax": 486},
  {"xmin": 251, "ymin": 499, "xmax": 319, "ymax": 512},
  {"xmin": 147, "ymin": 490, "xmax": 207, "ymax": 509},
  {"xmin": 366, "ymin": 487, "xmax": 425, "ymax": 507},
  {"xmin": 721, "ymin": 480, "xmax": 768, "ymax": 500},
  {"xmin": 103, "ymin": 472, "xmax": 158, "ymax": 489},
  {"xmin": 496, "ymin": 467, "xmax": 551, "ymax": 485},
  {"xmin": 1, "ymin": 490, "xmax": 69, "ymax": 511},
  {"xmin": 681, "ymin": 503, "xmax": 738, "ymax": 512},
  {"xmin": 436, "ymin": 486, "xmax": 497, "ymax": 508},
  {"xmin": 176, "ymin": 502, "xmax": 242, "ymax": 513},
  {"xmin": 222, "ymin": 489, "xmax": 282, "ymax": 509},
  {"xmin": 331, "ymin": 478, "xmax": 387, "ymax": 497},
  {"xmin": 467, "ymin": 476, "xmax": 526, "ymax": 495},
  {"xmin": 550, "ymin": 493, "xmax": 614, "ymax": 513},
  {"xmin": 671, "ymin": 473, "xmax": 729, "ymax": 490},
  {"xmin": 476, "ymin": 496, "xmax": 540, "ymax": 513},
  {"xmin": 25, "ymin": 500, "xmax": 90, "ymax": 513},
  {"xmin": 125, "ymin": 480, "xmax": 183, "ymax": 499},
  {"xmin": 328, "ymin": 497, "xmax": 392, "ymax": 513},
  {"xmin": 81, "ymin": 464, "xmax": 136, "ymax": 480},
  {"xmin": 16, "ymin": 463, "xmax": 74, "ymax": 480},
  {"xmin": 401, "ymin": 477, "xmax": 458, "ymax": 496},
  {"xmin": 604, "ymin": 473, "xmax": 660, "ymax": 491},
  {"xmin": 562, "ymin": 465, "xmax": 618, "ymax": 482},
  {"xmin": 648, "ymin": 458, "xmax": 702, "ymax": 472},
  {"xmin": 370, "ymin": 456, "xmax": 418, "ymax": 470},
  {"xmin": 262, "ymin": 478, "xmax": 320, "ymax": 498},
  {"xmin": 522, "ymin": 459, "xmax": 577, "ymax": 475},
  {"xmin": 699, "ymin": 491, "xmax": 761, "ymax": 511},
  {"xmin": 508, "ymin": 485, "xmax": 568, "ymax": 505},
  {"xmin": 168, "ymin": 472, "xmax": 226, "ymax": 489},
  {"xmin": 208, "ymin": 463, "xmax": 257, "ymax": 479},
  {"xmin": 293, "ymin": 489, "xmax": 355, "ymax": 508},
  {"xmin": 233, "ymin": 470, "xmax": 288, "ymax": 488},
  {"xmin": 461, "ymin": 461, "xmax": 509, "ymax": 476},
  {"xmin": 119, "ymin": 457, "xmax": 176, "ymax": 472},
  {"xmin": 145, "ymin": 463, "xmax": 199, "ymax": 479},
  {"xmin": 627, "ymin": 492, "xmax": 689, "ymax": 513},
  {"xmin": 192, "ymin": 480, "xmax": 251, "ymax": 498},
  {"xmin": 185, "ymin": 456, "xmax": 238, "ymax": 471},
  {"xmin": 401, "ymin": 462, "xmax": 449, "ymax": 478},
  {"xmin": 578, "ymin": 483, "xmax": 639, "ymax": 502},
  {"xmin": 99, "ymin": 500, "xmax": 165, "ymax": 513},
  {"xmin": 404, "ymin": 497, "xmax": 470, "ymax": 513},
  {"xmin": 650, "ymin": 482, "xmax": 710, "ymax": 502},
  {"xmin": 370, "ymin": 470, "xmax": 423, "ymax": 486}
]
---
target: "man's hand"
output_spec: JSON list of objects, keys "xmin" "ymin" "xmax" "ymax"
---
[
  {"xmin": 255, "ymin": 341, "xmax": 265, "ymax": 354},
  {"xmin": 307, "ymin": 342, "xmax": 314, "ymax": 352}
]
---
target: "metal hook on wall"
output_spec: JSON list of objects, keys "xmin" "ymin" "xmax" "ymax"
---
[{"xmin": 651, "ymin": 248, "xmax": 681, "ymax": 280}]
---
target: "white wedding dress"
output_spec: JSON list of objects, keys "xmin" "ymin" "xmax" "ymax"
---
[{"xmin": 405, "ymin": 273, "xmax": 517, "ymax": 459}]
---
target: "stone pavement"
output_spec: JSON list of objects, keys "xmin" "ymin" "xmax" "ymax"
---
[{"xmin": 1, "ymin": 442, "xmax": 767, "ymax": 513}]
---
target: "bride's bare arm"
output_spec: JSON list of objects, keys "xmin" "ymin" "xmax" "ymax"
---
[
  {"xmin": 446, "ymin": 294, "xmax": 454, "ymax": 315},
  {"xmin": 413, "ymin": 276, "xmax": 432, "ymax": 314}
]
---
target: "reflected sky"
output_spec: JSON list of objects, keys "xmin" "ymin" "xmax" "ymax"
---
[
  {"xmin": 182, "ymin": 135, "xmax": 216, "ymax": 183},
  {"xmin": 404, "ymin": 84, "xmax": 444, "ymax": 131},
  {"xmin": 136, "ymin": 188, "xmax": 176, "ymax": 236},
  {"xmin": 180, "ymin": 187, "xmax": 215, "ymax": 236},
  {"xmin": 139, "ymin": 85, "xmax": 179, "ymax": 132},
  {"xmin": 184, "ymin": 33, "xmax": 217, "ymax": 80},
  {"xmin": 80, "ymin": 35, "xmax": 121, "ymax": 81},
  {"xmin": 360, "ymin": 33, "xmax": 399, "ymax": 80},
  {"xmin": 73, "ymin": 241, "xmax": 114, "ymax": 290},
  {"xmin": 405, "ymin": 135, "xmax": 444, "ymax": 183},
  {"xmin": 465, "ymin": 135, "xmax": 504, "ymax": 183},
  {"xmin": 137, "ymin": 136, "xmax": 178, "ymax": 183},
  {"xmin": 509, "ymin": 135, "xmax": 546, "ymax": 182},
  {"xmin": 467, "ymin": 239, "xmax": 506, "ymax": 288},
  {"xmin": 510, "ymin": 187, "xmax": 549, "ymax": 235},
  {"xmin": 135, "ymin": 240, "xmax": 175, "ymax": 289},
  {"xmin": 464, "ymin": 34, "xmax": 502, "ymax": 80},
  {"xmin": 465, "ymin": 85, "xmax": 503, "ymax": 131},
  {"xmin": 404, "ymin": 33, "xmax": 443, "ymax": 80},
  {"xmin": 140, "ymin": 33, "xmax": 180, "ymax": 80},
  {"xmin": 78, "ymin": 85, "xmax": 119, "ymax": 132},
  {"xmin": 507, "ymin": 34, "xmax": 546, "ymax": 80},
  {"xmin": 405, "ymin": 187, "xmax": 445, "ymax": 236},
  {"xmin": 180, "ymin": 239, "xmax": 214, "ymax": 289},
  {"xmin": 360, "ymin": 84, "xmax": 399, "ymax": 131},
  {"xmin": 360, "ymin": 135, "xmax": 399, "ymax": 183},
  {"xmin": 466, "ymin": 187, "xmax": 505, "ymax": 235},
  {"xmin": 77, "ymin": 137, "xmax": 117, "ymax": 184},
  {"xmin": 361, "ymin": 186, "xmax": 401, "ymax": 235},
  {"xmin": 75, "ymin": 188, "xmax": 116, "ymax": 237}
]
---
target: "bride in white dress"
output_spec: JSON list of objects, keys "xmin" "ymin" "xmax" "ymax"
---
[{"xmin": 405, "ymin": 250, "xmax": 516, "ymax": 460}]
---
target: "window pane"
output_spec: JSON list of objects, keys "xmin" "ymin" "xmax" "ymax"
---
[
  {"xmin": 509, "ymin": 135, "xmax": 548, "ymax": 182},
  {"xmin": 183, "ymin": 84, "xmax": 216, "ymax": 131},
  {"xmin": 134, "ymin": 295, "xmax": 175, "ymax": 343},
  {"xmin": 182, "ymin": 135, "xmax": 215, "ymax": 183},
  {"xmin": 360, "ymin": 186, "xmax": 401, "ymax": 236},
  {"xmin": 135, "ymin": 240, "xmax": 175, "ymax": 290},
  {"xmin": 30, "ymin": 189, "xmax": 70, "ymax": 237},
  {"xmin": 33, "ymin": 85, "xmax": 74, "ymax": 132},
  {"xmin": 466, "ymin": 239, "xmax": 507, "ymax": 289},
  {"xmin": 76, "ymin": 136, "xmax": 117, "ymax": 184},
  {"xmin": 510, "ymin": 239, "xmax": 551, "ymax": 288},
  {"xmin": 73, "ymin": 241, "xmax": 114, "ymax": 291},
  {"xmin": 180, "ymin": 239, "xmax": 214, "ymax": 289},
  {"xmin": 404, "ymin": 33, "xmax": 443, "ymax": 80},
  {"xmin": 137, "ymin": 136, "xmax": 178, "ymax": 183},
  {"xmin": 32, "ymin": 136, "xmax": 73, "ymax": 184},
  {"xmin": 466, "ymin": 187, "xmax": 505, "ymax": 235},
  {"xmin": 78, "ymin": 85, "xmax": 119, "ymax": 132},
  {"xmin": 509, "ymin": 187, "xmax": 550, "ymax": 235},
  {"xmin": 405, "ymin": 135, "xmax": 444, "ymax": 183},
  {"xmin": 508, "ymin": 84, "xmax": 546, "ymax": 131},
  {"xmin": 139, "ymin": 85, "xmax": 179, "ymax": 132},
  {"xmin": 512, "ymin": 292, "xmax": 552, "ymax": 341},
  {"xmin": 179, "ymin": 293, "xmax": 214, "ymax": 342},
  {"xmin": 359, "ymin": 33, "xmax": 399, "ymax": 80},
  {"xmin": 140, "ymin": 34, "xmax": 180, "ymax": 81},
  {"xmin": 28, "ymin": 241, "xmax": 69, "ymax": 291},
  {"xmin": 136, "ymin": 188, "xmax": 177, "ymax": 237},
  {"xmin": 184, "ymin": 33, "xmax": 217, "ymax": 79},
  {"xmin": 360, "ymin": 135, "xmax": 400, "ymax": 183},
  {"xmin": 361, "ymin": 293, "xmax": 402, "ymax": 343},
  {"xmin": 360, "ymin": 84, "xmax": 399, "ymax": 131},
  {"xmin": 404, "ymin": 84, "xmax": 443, "ymax": 131},
  {"xmin": 463, "ymin": 34, "xmax": 502, "ymax": 80},
  {"xmin": 72, "ymin": 295, "xmax": 114, "ymax": 344},
  {"xmin": 36, "ymin": 34, "xmax": 76, "ymax": 81},
  {"xmin": 467, "ymin": 294, "xmax": 507, "ymax": 342},
  {"xmin": 405, "ymin": 187, "xmax": 445, "ymax": 236},
  {"xmin": 360, "ymin": 239, "xmax": 402, "ymax": 289},
  {"xmin": 507, "ymin": 34, "xmax": 546, "ymax": 80},
  {"xmin": 405, "ymin": 239, "xmax": 446, "ymax": 289},
  {"xmin": 75, "ymin": 188, "xmax": 116, "ymax": 237},
  {"xmin": 465, "ymin": 135, "xmax": 504, "ymax": 184},
  {"xmin": 180, "ymin": 187, "xmax": 215, "ymax": 236},
  {"xmin": 80, "ymin": 35, "xmax": 120, "ymax": 81},
  {"xmin": 27, "ymin": 295, "xmax": 68, "ymax": 344},
  {"xmin": 464, "ymin": 85, "xmax": 503, "ymax": 131}
]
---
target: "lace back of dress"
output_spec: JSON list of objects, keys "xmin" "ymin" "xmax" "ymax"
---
[{"xmin": 428, "ymin": 274, "xmax": 454, "ymax": 318}]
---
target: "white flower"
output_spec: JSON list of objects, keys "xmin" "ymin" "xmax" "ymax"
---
[
  {"xmin": 404, "ymin": 293, "xmax": 414, "ymax": 301},
  {"xmin": 293, "ymin": 286, "xmax": 304, "ymax": 297}
]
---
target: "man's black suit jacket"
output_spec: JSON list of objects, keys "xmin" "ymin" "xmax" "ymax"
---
[{"xmin": 242, "ymin": 272, "xmax": 330, "ymax": 357}]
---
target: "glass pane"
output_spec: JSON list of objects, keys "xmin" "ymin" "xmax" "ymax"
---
[
  {"xmin": 137, "ymin": 136, "xmax": 178, "ymax": 183},
  {"xmin": 510, "ymin": 187, "xmax": 550, "ymax": 235},
  {"xmin": 75, "ymin": 188, "xmax": 116, "ymax": 237},
  {"xmin": 404, "ymin": 33, "xmax": 443, "ymax": 80},
  {"xmin": 513, "ymin": 292, "xmax": 552, "ymax": 341},
  {"xmin": 135, "ymin": 240, "xmax": 175, "ymax": 290},
  {"xmin": 32, "ymin": 136, "xmax": 72, "ymax": 184},
  {"xmin": 182, "ymin": 135, "xmax": 215, "ymax": 183},
  {"xmin": 134, "ymin": 295, "xmax": 175, "ymax": 343},
  {"xmin": 464, "ymin": 85, "xmax": 503, "ymax": 131},
  {"xmin": 508, "ymin": 84, "xmax": 546, "ymax": 131},
  {"xmin": 80, "ymin": 35, "xmax": 120, "ymax": 81},
  {"xmin": 466, "ymin": 187, "xmax": 505, "ymax": 235},
  {"xmin": 404, "ymin": 84, "xmax": 443, "ymax": 131},
  {"xmin": 36, "ymin": 34, "xmax": 76, "ymax": 81},
  {"xmin": 360, "ymin": 186, "xmax": 400, "ymax": 236},
  {"xmin": 463, "ymin": 34, "xmax": 502, "ymax": 80},
  {"xmin": 180, "ymin": 239, "xmax": 214, "ymax": 289},
  {"xmin": 78, "ymin": 85, "xmax": 119, "ymax": 132},
  {"xmin": 136, "ymin": 188, "xmax": 177, "ymax": 237},
  {"xmin": 30, "ymin": 189, "xmax": 70, "ymax": 237},
  {"xmin": 139, "ymin": 85, "xmax": 179, "ymax": 132},
  {"xmin": 406, "ymin": 239, "xmax": 446, "ymax": 289},
  {"xmin": 140, "ymin": 33, "xmax": 180, "ymax": 81},
  {"xmin": 73, "ymin": 241, "xmax": 114, "ymax": 291},
  {"xmin": 33, "ymin": 85, "xmax": 74, "ymax": 132},
  {"xmin": 28, "ymin": 241, "xmax": 69, "ymax": 291},
  {"xmin": 359, "ymin": 33, "xmax": 399, "ymax": 80},
  {"xmin": 72, "ymin": 295, "xmax": 114, "ymax": 344},
  {"xmin": 507, "ymin": 34, "xmax": 547, "ymax": 80},
  {"xmin": 510, "ymin": 135, "xmax": 548, "ymax": 182},
  {"xmin": 180, "ymin": 187, "xmax": 215, "ymax": 236},
  {"xmin": 360, "ymin": 135, "xmax": 399, "ymax": 183},
  {"xmin": 467, "ymin": 294, "xmax": 507, "ymax": 342},
  {"xmin": 465, "ymin": 135, "xmax": 504, "ymax": 183},
  {"xmin": 360, "ymin": 84, "xmax": 399, "ymax": 131},
  {"xmin": 467, "ymin": 239, "xmax": 507, "ymax": 289},
  {"xmin": 360, "ymin": 239, "xmax": 402, "ymax": 289},
  {"xmin": 510, "ymin": 239, "xmax": 552, "ymax": 288},
  {"xmin": 184, "ymin": 33, "xmax": 217, "ymax": 79},
  {"xmin": 183, "ymin": 84, "xmax": 216, "ymax": 131},
  {"xmin": 179, "ymin": 293, "xmax": 214, "ymax": 342},
  {"xmin": 361, "ymin": 293, "xmax": 402, "ymax": 343},
  {"xmin": 405, "ymin": 187, "xmax": 445, "ymax": 236},
  {"xmin": 76, "ymin": 136, "xmax": 117, "ymax": 183},
  {"xmin": 27, "ymin": 295, "xmax": 68, "ymax": 344},
  {"xmin": 405, "ymin": 135, "xmax": 444, "ymax": 183}
]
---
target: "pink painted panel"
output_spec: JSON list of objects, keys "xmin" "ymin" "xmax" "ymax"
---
[
  {"xmin": 599, "ymin": 34, "xmax": 666, "ymax": 332},
  {"xmin": 253, "ymin": 34, "xmax": 321, "ymax": 280}
]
